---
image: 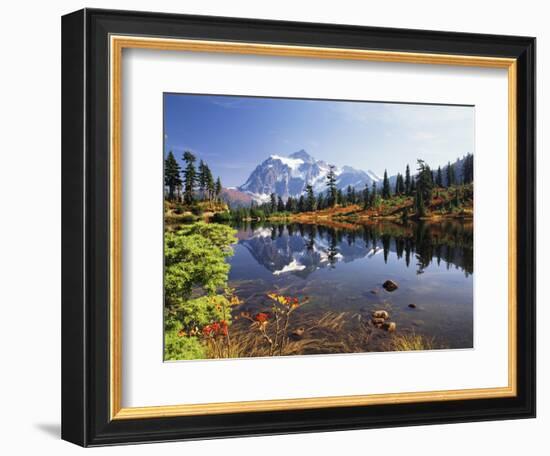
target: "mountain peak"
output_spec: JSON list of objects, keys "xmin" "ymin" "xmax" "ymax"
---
[
  {"xmin": 239, "ymin": 149, "xmax": 380, "ymax": 202},
  {"xmin": 288, "ymin": 149, "xmax": 315, "ymax": 163}
]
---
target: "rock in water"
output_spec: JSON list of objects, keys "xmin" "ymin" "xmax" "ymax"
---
[
  {"xmin": 371, "ymin": 317, "xmax": 385, "ymax": 327},
  {"xmin": 382, "ymin": 280, "xmax": 398, "ymax": 292},
  {"xmin": 408, "ymin": 303, "xmax": 417, "ymax": 309},
  {"xmin": 290, "ymin": 327, "xmax": 305, "ymax": 340},
  {"xmin": 382, "ymin": 322, "xmax": 396, "ymax": 332},
  {"xmin": 372, "ymin": 310, "xmax": 390, "ymax": 319}
]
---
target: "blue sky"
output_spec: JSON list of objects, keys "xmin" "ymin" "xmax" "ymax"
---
[{"xmin": 164, "ymin": 93, "xmax": 474, "ymax": 188}]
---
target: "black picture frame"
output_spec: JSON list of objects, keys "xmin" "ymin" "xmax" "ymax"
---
[{"xmin": 62, "ymin": 8, "xmax": 536, "ymax": 447}]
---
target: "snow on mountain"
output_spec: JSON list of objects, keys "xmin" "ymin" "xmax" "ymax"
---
[
  {"xmin": 273, "ymin": 259, "xmax": 306, "ymax": 275},
  {"xmin": 269, "ymin": 154, "xmax": 304, "ymax": 171},
  {"xmin": 235, "ymin": 150, "xmax": 474, "ymax": 203},
  {"xmin": 366, "ymin": 170, "xmax": 382, "ymax": 182},
  {"xmin": 239, "ymin": 149, "xmax": 380, "ymax": 202},
  {"xmin": 231, "ymin": 150, "xmax": 472, "ymax": 206}
]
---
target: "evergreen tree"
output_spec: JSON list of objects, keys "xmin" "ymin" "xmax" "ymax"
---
[
  {"xmin": 346, "ymin": 185, "xmax": 354, "ymax": 205},
  {"xmin": 370, "ymin": 182, "xmax": 377, "ymax": 207},
  {"xmin": 395, "ymin": 173, "xmax": 405, "ymax": 195},
  {"xmin": 363, "ymin": 184, "xmax": 370, "ymax": 209},
  {"xmin": 336, "ymin": 188, "xmax": 344, "ymax": 206},
  {"xmin": 382, "ymin": 169, "xmax": 391, "ymax": 199},
  {"xmin": 305, "ymin": 184, "xmax": 316, "ymax": 211},
  {"xmin": 204, "ymin": 166, "xmax": 214, "ymax": 202},
  {"xmin": 394, "ymin": 173, "xmax": 400, "ymax": 195},
  {"xmin": 436, "ymin": 166, "xmax": 443, "ymax": 187},
  {"xmin": 182, "ymin": 150, "xmax": 197, "ymax": 204},
  {"xmin": 446, "ymin": 161, "xmax": 455, "ymax": 187},
  {"xmin": 197, "ymin": 160, "xmax": 208, "ymax": 197},
  {"xmin": 214, "ymin": 177, "xmax": 222, "ymax": 202},
  {"xmin": 410, "ymin": 178, "xmax": 416, "ymax": 194},
  {"xmin": 463, "ymin": 153, "xmax": 474, "ymax": 184},
  {"xmin": 326, "ymin": 165, "xmax": 338, "ymax": 206},
  {"xmin": 415, "ymin": 191, "xmax": 426, "ymax": 217},
  {"xmin": 270, "ymin": 193, "xmax": 277, "ymax": 213},
  {"xmin": 285, "ymin": 196, "xmax": 293, "ymax": 212},
  {"xmin": 356, "ymin": 188, "xmax": 364, "ymax": 206},
  {"xmin": 164, "ymin": 151, "xmax": 182, "ymax": 201},
  {"xmin": 415, "ymin": 159, "xmax": 434, "ymax": 208},
  {"xmin": 277, "ymin": 196, "xmax": 285, "ymax": 212},
  {"xmin": 317, "ymin": 193, "xmax": 325, "ymax": 210},
  {"xmin": 405, "ymin": 164, "xmax": 411, "ymax": 195},
  {"xmin": 298, "ymin": 195, "xmax": 306, "ymax": 212},
  {"xmin": 291, "ymin": 197, "xmax": 298, "ymax": 212}
]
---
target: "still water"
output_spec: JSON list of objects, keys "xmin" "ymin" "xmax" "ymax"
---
[{"xmin": 227, "ymin": 220, "xmax": 473, "ymax": 350}]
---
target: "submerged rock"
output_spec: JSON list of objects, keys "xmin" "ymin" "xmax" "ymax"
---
[
  {"xmin": 370, "ymin": 290, "xmax": 379, "ymax": 295},
  {"xmin": 408, "ymin": 303, "xmax": 417, "ymax": 309},
  {"xmin": 372, "ymin": 310, "xmax": 390, "ymax": 320},
  {"xmin": 290, "ymin": 327, "xmax": 305, "ymax": 340},
  {"xmin": 382, "ymin": 322, "xmax": 396, "ymax": 332},
  {"xmin": 382, "ymin": 280, "xmax": 399, "ymax": 292}
]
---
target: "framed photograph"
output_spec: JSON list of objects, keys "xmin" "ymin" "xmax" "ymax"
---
[{"xmin": 61, "ymin": 8, "xmax": 536, "ymax": 446}]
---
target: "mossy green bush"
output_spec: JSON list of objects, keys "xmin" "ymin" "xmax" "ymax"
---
[
  {"xmin": 164, "ymin": 222, "xmax": 237, "ymax": 359},
  {"xmin": 164, "ymin": 327, "xmax": 207, "ymax": 360}
]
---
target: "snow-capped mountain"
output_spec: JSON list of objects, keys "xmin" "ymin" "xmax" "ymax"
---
[{"xmin": 238, "ymin": 150, "xmax": 381, "ymax": 202}]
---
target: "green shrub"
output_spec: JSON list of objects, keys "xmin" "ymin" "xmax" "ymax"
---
[
  {"xmin": 181, "ymin": 213, "xmax": 198, "ymax": 223},
  {"xmin": 164, "ymin": 222, "xmax": 237, "ymax": 342},
  {"xmin": 212, "ymin": 211, "xmax": 232, "ymax": 223},
  {"xmin": 190, "ymin": 205, "xmax": 204, "ymax": 216},
  {"xmin": 164, "ymin": 328, "xmax": 207, "ymax": 360},
  {"xmin": 167, "ymin": 295, "xmax": 230, "ymax": 335}
]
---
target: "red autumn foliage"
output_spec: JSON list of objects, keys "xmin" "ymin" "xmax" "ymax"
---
[
  {"xmin": 254, "ymin": 312, "xmax": 270, "ymax": 323},
  {"xmin": 202, "ymin": 320, "xmax": 229, "ymax": 337}
]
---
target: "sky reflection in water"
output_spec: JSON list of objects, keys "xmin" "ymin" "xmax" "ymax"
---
[{"xmin": 227, "ymin": 221, "xmax": 473, "ymax": 349}]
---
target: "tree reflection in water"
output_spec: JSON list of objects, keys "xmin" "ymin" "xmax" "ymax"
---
[{"xmin": 231, "ymin": 219, "xmax": 473, "ymax": 278}]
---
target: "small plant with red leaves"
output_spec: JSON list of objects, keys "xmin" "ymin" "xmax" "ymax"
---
[
  {"xmin": 201, "ymin": 320, "xmax": 230, "ymax": 357},
  {"xmin": 254, "ymin": 312, "xmax": 270, "ymax": 324},
  {"xmin": 242, "ymin": 293, "xmax": 309, "ymax": 355},
  {"xmin": 199, "ymin": 287, "xmax": 242, "ymax": 358}
]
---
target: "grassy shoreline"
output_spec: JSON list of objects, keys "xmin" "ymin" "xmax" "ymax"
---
[{"xmin": 165, "ymin": 183, "xmax": 473, "ymax": 226}]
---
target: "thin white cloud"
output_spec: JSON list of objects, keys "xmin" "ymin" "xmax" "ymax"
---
[{"xmin": 208, "ymin": 98, "xmax": 247, "ymax": 109}]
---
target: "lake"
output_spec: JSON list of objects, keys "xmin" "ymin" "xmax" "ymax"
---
[{"xmin": 226, "ymin": 219, "xmax": 473, "ymax": 352}]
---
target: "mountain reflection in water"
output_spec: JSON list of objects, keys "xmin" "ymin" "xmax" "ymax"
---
[
  {"xmin": 233, "ymin": 221, "xmax": 473, "ymax": 278},
  {"xmin": 227, "ymin": 220, "xmax": 474, "ymax": 349}
]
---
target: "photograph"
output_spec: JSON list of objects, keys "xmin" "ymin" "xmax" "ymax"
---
[
  {"xmin": 55, "ymin": 4, "xmax": 536, "ymax": 448},
  {"xmin": 163, "ymin": 94, "xmax": 475, "ymax": 361}
]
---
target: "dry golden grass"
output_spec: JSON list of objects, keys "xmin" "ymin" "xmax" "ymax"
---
[
  {"xmin": 214, "ymin": 311, "xmax": 377, "ymax": 358},
  {"xmin": 387, "ymin": 333, "xmax": 441, "ymax": 351},
  {"xmin": 204, "ymin": 310, "xmax": 449, "ymax": 359}
]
